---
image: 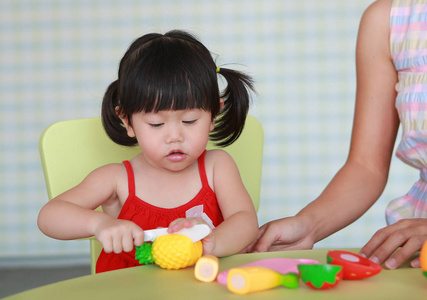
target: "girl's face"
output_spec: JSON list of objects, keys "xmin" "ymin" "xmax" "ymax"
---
[{"xmin": 120, "ymin": 108, "xmax": 215, "ymax": 172}]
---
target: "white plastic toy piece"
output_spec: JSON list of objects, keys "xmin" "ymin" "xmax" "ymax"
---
[{"xmin": 143, "ymin": 224, "xmax": 211, "ymax": 243}]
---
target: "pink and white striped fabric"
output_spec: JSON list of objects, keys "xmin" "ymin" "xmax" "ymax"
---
[{"xmin": 386, "ymin": 0, "xmax": 427, "ymax": 224}]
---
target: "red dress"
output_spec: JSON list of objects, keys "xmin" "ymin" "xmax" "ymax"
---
[{"xmin": 96, "ymin": 151, "xmax": 224, "ymax": 273}]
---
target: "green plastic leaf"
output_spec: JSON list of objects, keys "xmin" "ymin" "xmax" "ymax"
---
[
  {"xmin": 281, "ymin": 272, "xmax": 299, "ymax": 289},
  {"xmin": 135, "ymin": 242, "xmax": 155, "ymax": 264},
  {"xmin": 298, "ymin": 264, "xmax": 342, "ymax": 288}
]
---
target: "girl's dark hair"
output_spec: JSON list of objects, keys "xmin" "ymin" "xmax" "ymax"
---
[{"xmin": 101, "ymin": 30, "xmax": 254, "ymax": 147}]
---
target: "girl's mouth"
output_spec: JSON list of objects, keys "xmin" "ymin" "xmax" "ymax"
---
[
  {"xmin": 168, "ymin": 150, "xmax": 184, "ymax": 156},
  {"xmin": 167, "ymin": 151, "xmax": 186, "ymax": 162}
]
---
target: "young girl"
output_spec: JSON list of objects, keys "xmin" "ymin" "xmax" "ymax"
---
[
  {"xmin": 37, "ymin": 30, "xmax": 259, "ymax": 273},
  {"xmin": 246, "ymin": 0, "xmax": 427, "ymax": 270}
]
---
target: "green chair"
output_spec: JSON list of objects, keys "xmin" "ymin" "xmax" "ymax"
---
[{"xmin": 39, "ymin": 115, "xmax": 263, "ymax": 274}]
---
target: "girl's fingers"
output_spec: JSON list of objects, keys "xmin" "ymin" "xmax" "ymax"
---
[
  {"xmin": 122, "ymin": 234, "xmax": 134, "ymax": 252},
  {"xmin": 168, "ymin": 218, "xmax": 204, "ymax": 233},
  {"xmin": 112, "ymin": 236, "xmax": 123, "ymax": 254},
  {"xmin": 133, "ymin": 227, "xmax": 145, "ymax": 247},
  {"xmin": 101, "ymin": 236, "xmax": 113, "ymax": 254}
]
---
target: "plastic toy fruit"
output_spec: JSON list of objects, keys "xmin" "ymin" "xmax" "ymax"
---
[
  {"xmin": 194, "ymin": 255, "xmax": 219, "ymax": 282},
  {"xmin": 227, "ymin": 266, "xmax": 299, "ymax": 295},
  {"xmin": 327, "ymin": 250, "xmax": 382, "ymax": 280},
  {"xmin": 135, "ymin": 234, "xmax": 202, "ymax": 270},
  {"xmin": 421, "ymin": 241, "xmax": 427, "ymax": 278},
  {"xmin": 217, "ymin": 258, "xmax": 320, "ymax": 285},
  {"xmin": 298, "ymin": 264, "xmax": 343, "ymax": 290}
]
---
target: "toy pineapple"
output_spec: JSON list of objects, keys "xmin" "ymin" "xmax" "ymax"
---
[{"xmin": 135, "ymin": 224, "xmax": 209, "ymax": 270}]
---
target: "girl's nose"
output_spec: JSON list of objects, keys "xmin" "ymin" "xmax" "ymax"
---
[{"xmin": 166, "ymin": 125, "xmax": 184, "ymax": 143}]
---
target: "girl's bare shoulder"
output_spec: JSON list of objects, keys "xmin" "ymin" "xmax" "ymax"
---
[
  {"xmin": 83, "ymin": 162, "xmax": 128, "ymax": 185},
  {"xmin": 204, "ymin": 149, "xmax": 235, "ymax": 164},
  {"xmin": 204, "ymin": 149, "xmax": 239, "ymax": 178}
]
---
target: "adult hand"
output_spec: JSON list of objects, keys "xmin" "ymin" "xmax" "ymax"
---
[
  {"xmin": 359, "ymin": 218, "xmax": 427, "ymax": 269},
  {"xmin": 243, "ymin": 215, "xmax": 315, "ymax": 253}
]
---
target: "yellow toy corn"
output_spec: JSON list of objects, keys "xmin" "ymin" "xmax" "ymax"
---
[{"xmin": 227, "ymin": 266, "xmax": 299, "ymax": 295}]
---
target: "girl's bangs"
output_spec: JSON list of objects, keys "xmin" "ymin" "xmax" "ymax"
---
[
  {"xmin": 148, "ymin": 81, "xmax": 207, "ymax": 112},
  {"xmin": 136, "ymin": 67, "xmax": 212, "ymax": 113}
]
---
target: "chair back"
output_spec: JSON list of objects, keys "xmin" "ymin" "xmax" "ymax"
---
[{"xmin": 39, "ymin": 115, "xmax": 263, "ymax": 274}]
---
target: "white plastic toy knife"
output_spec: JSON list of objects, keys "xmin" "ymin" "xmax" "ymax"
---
[{"xmin": 143, "ymin": 224, "xmax": 211, "ymax": 243}]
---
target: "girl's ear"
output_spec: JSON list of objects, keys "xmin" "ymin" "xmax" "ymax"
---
[{"xmin": 115, "ymin": 106, "xmax": 136, "ymax": 138}]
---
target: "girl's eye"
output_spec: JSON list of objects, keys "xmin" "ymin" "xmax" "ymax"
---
[
  {"xmin": 183, "ymin": 119, "xmax": 197, "ymax": 125},
  {"xmin": 149, "ymin": 123, "xmax": 163, "ymax": 128}
]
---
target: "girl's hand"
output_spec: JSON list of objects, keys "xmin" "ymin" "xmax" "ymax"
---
[
  {"xmin": 242, "ymin": 215, "xmax": 315, "ymax": 253},
  {"xmin": 94, "ymin": 218, "xmax": 145, "ymax": 254},
  {"xmin": 359, "ymin": 219, "xmax": 427, "ymax": 269},
  {"xmin": 167, "ymin": 218, "xmax": 216, "ymax": 254},
  {"xmin": 167, "ymin": 217, "xmax": 207, "ymax": 233}
]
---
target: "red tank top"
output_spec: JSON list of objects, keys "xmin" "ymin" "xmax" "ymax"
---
[{"xmin": 96, "ymin": 150, "xmax": 224, "ymax": 273}]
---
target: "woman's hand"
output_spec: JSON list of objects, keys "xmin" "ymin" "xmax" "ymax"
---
[
  {"xmin": 360, "ymin": 219, "xmax": 427, "ymax": 269},
  {"xmin": 243, "ymin": 215, "xmax": 315, "ymax": 253},
  {"xmin": 94, "ymin": 218, "xmax": 145, "ymax": 254}
]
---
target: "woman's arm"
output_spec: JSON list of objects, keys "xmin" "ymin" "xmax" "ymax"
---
[
  {"xmin": 247, "ymin": 0, "xmax": 399, "ymax": 252},
  {"xmin": 301, "ymin": 0, "xmax": 398, "ymax": 243}
]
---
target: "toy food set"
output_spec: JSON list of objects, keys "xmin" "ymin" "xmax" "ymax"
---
[
  {"xmin": 134, "ymin": 226, "xmax": 389, "ymax": 295},
  {"xmin": 194, "ymin": 250, "xmax": 383, "ymax": 295}
]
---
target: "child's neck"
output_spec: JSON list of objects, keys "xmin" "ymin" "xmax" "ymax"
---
[{"xmin": 131, "ymin": 155, "xmax": 202, "ymax": 209}]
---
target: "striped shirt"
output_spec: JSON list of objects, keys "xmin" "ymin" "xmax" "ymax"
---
[{"xmin": 386, "ymin": 0, "xmax": 427, "ymax": 223}]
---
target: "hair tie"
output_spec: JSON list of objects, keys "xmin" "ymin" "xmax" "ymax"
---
[{"xmin": 216, "ymin": 66, "xmax": 220, "ymax": 73}]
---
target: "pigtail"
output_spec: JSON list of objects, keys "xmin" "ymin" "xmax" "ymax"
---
[
  {"xmin": 101, "ymin": 80, "xmax": 138, "ymax": 146},
  {"xmin": 211, "ymin": 68, "xmax": 255, "ymax": 147}
]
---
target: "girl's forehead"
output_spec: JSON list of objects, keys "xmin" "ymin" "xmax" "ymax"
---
[{"xmin": 137, "ymin": 108, "xmax": 208, "ymax": 117}]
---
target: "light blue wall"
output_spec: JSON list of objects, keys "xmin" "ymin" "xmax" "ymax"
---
[{"xmin": 1, "ymin": 0, "xmax": 417, "ymax": 262}]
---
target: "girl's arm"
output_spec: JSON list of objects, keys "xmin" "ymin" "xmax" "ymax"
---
[
  {"xmin": 37, "ymin": 164, "xmax": 145, "ymax": 253},
  {"xmin": 247, "ymin": 0, "xmax": 399, "ymax": 252},
  {"xmin": 206, "ymin": 149, "xmax": 259, "ymax": 256}
]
